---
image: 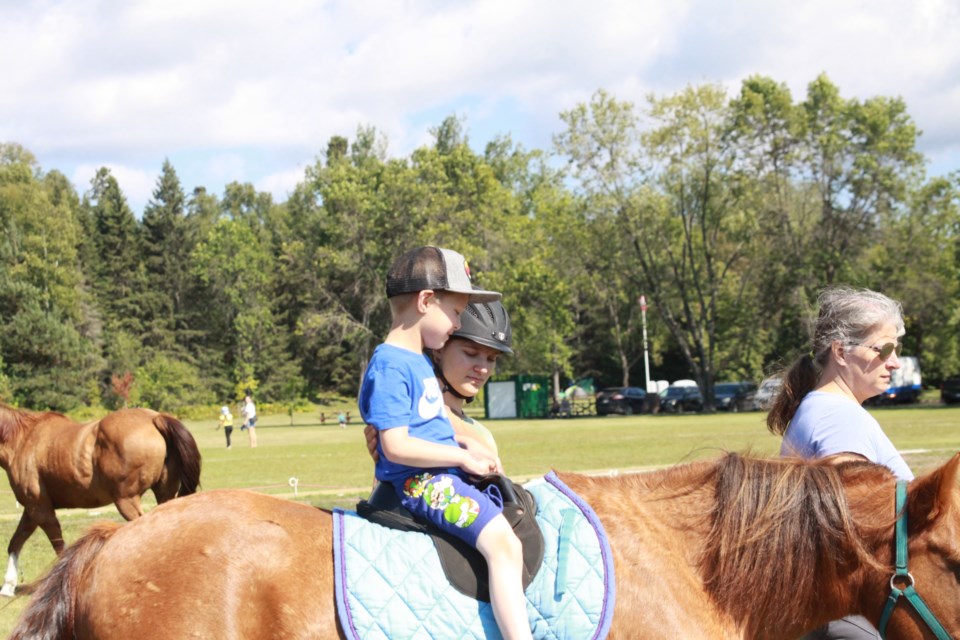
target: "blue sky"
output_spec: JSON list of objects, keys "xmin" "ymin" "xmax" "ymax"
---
[{"xmin": 3, "ymin": 0, "xmax": 958, "ymax": 214}]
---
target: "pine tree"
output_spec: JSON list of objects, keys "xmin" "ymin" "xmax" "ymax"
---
[
  {"xmin": 87, "ymin": 167, "xmax": 148, "ymax": 336},
  {"xmin": 141, "ymin": 159, "xmax": 190, "ymax": 354}
]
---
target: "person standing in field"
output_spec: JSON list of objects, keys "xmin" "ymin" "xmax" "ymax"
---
[
  {"xmin": 767, "ymin": 286, "xmax": 912, "ymax": 640},
  {"xmin": 241, "ymin": 395, "xmax": 258, "ymax": 448},
  {"xmin": 218, "ymin": 406, "xmax": 234, "ymax": 449}
]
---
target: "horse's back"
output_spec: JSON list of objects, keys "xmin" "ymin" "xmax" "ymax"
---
[{"xmin": 74, "ymin": 490, "xmax": 338, "ymax": 639}]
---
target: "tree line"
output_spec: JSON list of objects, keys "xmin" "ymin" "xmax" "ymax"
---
[{"xmin": 1, "ymin": 73, "xmax": 958, "ymax": 413}]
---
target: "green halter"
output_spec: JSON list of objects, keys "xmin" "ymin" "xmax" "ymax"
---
[{"xmin": 878, "ymin": 480, "xmax": 952, "ymax": 640}]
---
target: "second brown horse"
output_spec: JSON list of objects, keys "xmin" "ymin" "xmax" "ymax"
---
[{"xmin": 0, "ymin": 403, "xmax": 201, "ymax": 596}]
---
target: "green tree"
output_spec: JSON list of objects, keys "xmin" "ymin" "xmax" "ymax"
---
[
  {"xmin": 141, "ymin": 159, "xmax": 191, "ymax": 353},
  {"xmin": 799, "ymin": 74, "xmax": 924, "ymax": 286},
  {"xmin": 86, "ymin": 167, "xmax": 148, "ymax": 336},
  {"xmin": 557, "ymin": 88, "xmax": 765, "ymax": 406},
  {"xmin": 192, "ymin": 218, "xmax": 296, "ymax": 400},
  {"xmin": 0, "ymin": 145, "xmax": 98, "ymax": 408},
  {"xmin": 865, "ymin": 174, "xmax": 960, "ymax": 380}
]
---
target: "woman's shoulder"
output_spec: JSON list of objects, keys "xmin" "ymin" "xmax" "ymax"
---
[{"xmin": 793, "ymin": 391, "xmax": 865, "ymax": 428}]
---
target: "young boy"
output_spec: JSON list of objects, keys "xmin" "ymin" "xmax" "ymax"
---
[{"xmin": 359, "ymin": 246, "xmax": 532, "ymax": 640}]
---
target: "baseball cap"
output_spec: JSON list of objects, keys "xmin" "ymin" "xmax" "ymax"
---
[{"xmin": 386, "ymin": 246, "xmax": 501, "ymax": 303}]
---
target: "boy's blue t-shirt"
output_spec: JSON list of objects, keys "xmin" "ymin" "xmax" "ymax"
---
[
  {"xmin": 359, "ymin": 343, "xmax": 460, "ymax": 483},
  {"xmin": 782, "ymin": 391, "xmax": 914, "ymax": 481}
]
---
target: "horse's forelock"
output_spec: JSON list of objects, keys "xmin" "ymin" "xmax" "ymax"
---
[{"xmin": 699, "ymin": 454, "xmax": 888, "ymax": 634}]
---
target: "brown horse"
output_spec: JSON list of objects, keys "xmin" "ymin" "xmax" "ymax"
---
[
  {"xmin": 10, "ymin": 452, "xmax": 960, "ymax": 639},
  {"xmin": 0, "ymin": 403, "xmax": 201, "ymax": 597}
]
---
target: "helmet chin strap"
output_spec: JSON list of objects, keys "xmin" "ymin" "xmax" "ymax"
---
[{"xmin": 436, "ymin": 369, "xmax": 474, "ymax": 403}]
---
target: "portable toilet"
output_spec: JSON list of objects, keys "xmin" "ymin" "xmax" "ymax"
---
[{"xmin": 485, "ymin": 374, "xmax": 550, "ymax": 418}]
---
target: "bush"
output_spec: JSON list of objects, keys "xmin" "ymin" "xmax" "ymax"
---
[{"xmin": 136, "ymin": 355, "xmax": 214, "ymax": 413}]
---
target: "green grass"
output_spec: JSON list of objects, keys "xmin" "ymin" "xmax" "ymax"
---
[{"xmin": 1, "ymin": 405, "xmax": 957, "ymax": 634}]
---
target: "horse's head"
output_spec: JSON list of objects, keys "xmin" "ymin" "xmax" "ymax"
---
[{"xmin": 872, "ymin": 453, "xmax": 960, "ymax": 639}]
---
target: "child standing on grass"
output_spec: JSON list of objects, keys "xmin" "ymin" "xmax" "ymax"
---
[
  {"xmin": 359, "ymin": 246, "xmax": 532, "ymax": 640},
  {"xmin": 218, "ymin": 406, "xmax": 234, "ymax": 449}
]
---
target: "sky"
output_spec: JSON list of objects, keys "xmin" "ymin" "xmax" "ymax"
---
[{"xmin": 3, "ymin": 0, "xmax": 959, "ymax": 215}]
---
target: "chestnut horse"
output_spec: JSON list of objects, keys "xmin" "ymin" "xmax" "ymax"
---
[
  {"xmin": 10, "ymin": 452, "xmax": 960, "ymax": 639},
  {"xmin": 0, "ymin": 403, "xmax": 201, "ymax": 597}
]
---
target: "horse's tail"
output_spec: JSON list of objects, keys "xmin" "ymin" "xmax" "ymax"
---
[
  {"xmin": 153, "ymin": 414, "xmax": 202, "ymax": 496},
  {"xmin": 9, "ymin": 521, "xmax": 121, "ymax": 640}
]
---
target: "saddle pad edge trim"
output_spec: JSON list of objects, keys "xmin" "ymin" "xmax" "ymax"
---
[
  {"xmin": 332, "ymin": 508, "xmax": 361, "ymax": 640},
  {"xmin": 544, "ymin": 471, "xmax": 617, "ymax": 640}
]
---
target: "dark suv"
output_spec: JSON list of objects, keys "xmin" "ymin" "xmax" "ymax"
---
[
  {"xmin": 596, "ymin": 386, "xmax": 647, "ymax": 415},
  {"xmin": 660, "ymin": 385, "xmax": 703, "ymax": 413},
  {"xmin": 714, "ymin": 382, "xmax": 758, "ymax": 412},
  {"xmin": 942, "ymin": 377, "xmax": 960, "ymax": 405}
]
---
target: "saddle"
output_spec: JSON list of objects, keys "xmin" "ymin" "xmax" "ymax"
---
[{"xmin": 355, "ymin": 473, "xmax": 545, "ymax": 602}]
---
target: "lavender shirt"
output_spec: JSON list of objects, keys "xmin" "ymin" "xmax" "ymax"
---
[{"xmin": 781, "ymin": 391, "xmax": 914, "ymax": 481}]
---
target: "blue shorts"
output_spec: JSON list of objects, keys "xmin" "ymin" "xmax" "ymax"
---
[{"xmin": 395, "ymin": 472, "xmax": 503, "ymax": 547}]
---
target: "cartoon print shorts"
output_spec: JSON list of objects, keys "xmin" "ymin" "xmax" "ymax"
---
[{"xmin": 396, "ymin": 472, "xmax": 504, "ymax": 547}]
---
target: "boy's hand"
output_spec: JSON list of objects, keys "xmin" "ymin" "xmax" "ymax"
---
[
  {"xmin": 363, "ymin": 424, "xmax": 379, "ymax": 462},
  {"xmin": 460, "ymin": 451, "xmax": 499, "ymax": 476},
  {"xmin": 455, "ymin": 435, "xmax": 503, "ymax": 474}
]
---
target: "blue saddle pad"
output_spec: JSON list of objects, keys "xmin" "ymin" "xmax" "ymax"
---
[{"xmin": 333, "ymin": 471, "xmax": 615, "ymax": 639}]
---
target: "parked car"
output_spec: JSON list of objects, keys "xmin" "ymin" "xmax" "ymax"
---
[
  {"xmin": 752, "ymin": 377, "xmax": 782, "ymax": 411},
  {"xmin": 942, "ymin": 377, "xmax": 960, "ymax": 405},
  {"xmin": 596, "ymin": 386, "xmax": 647, "ymax": 415},
  {"xmin": 660, "ymin": 385, "xmax": 703, "ymax": 413},
  {"xmin": 714, "ymin": 382, "xmax": 758, "ymax": 412}
]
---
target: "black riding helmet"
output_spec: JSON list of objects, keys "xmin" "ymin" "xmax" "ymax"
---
[
  {"xmin": 435, "ymin": 300, "xmax": 512, "ymax": 402},
  {"xmin": 452, "ymin": 300, "xmax": 513, "ymax": 355}
]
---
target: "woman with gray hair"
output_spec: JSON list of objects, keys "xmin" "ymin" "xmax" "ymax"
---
[{"xmin": 767, "ymin": 287, "xmax": 913, "ymax": 640}]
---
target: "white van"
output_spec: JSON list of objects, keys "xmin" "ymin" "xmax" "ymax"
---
[{"xmin": 875, "ymin": 356, "xmax": 921, "ymax": 404}]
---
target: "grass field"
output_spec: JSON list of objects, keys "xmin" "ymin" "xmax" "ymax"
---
[{"xmin": 0, "ymin": 404, "xmax": 957, "ymax": 634}]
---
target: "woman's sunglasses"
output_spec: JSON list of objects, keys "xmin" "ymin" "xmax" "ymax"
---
[{"xmin": 851, "ymin": 342, "xmax": 902, "ymax": 360}]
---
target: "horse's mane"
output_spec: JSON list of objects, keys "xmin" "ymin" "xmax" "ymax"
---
[
  {"xmin": 697, "ymin": 452, "xmax": 892, "ymax": 634},
  {"xmin": 0, "ymin": 404, "xmax": 62, "ymax": 443}
]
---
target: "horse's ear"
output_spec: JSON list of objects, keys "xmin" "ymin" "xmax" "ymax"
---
[{"xmin": 907, "ymin": 453, "xmax": 960, "ymax": 532}]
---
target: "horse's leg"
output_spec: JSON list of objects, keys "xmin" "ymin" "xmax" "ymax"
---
[
  {"xmin": 32, "ymin": 506, "xmax": 66, "ymax": 554},
  {"xmin": 114, "ymin": 496, "xmax": 144, "ymax": 521},
  {"xmin": 1, "ymin": 512, "xmax": 38, "ymax": 597}
]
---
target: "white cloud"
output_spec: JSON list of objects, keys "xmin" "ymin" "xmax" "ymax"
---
[{"xmin": 2, "ymin": 0, "xmax": 958, "ymax": 208}]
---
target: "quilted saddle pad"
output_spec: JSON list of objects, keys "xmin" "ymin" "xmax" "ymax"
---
[{"xmin": 333, "ymin": 471, "xmax": 616, "ymax": 639}]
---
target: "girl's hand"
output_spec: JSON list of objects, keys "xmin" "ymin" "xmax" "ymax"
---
[{"xmin": 363, "ymin": 424, "xmax": 379, "ymax": 462}]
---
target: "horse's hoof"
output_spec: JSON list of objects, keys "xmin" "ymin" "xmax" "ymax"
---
[{"xmin": 0, "ymin": 584, "xmax": 16, "ymax": 597}]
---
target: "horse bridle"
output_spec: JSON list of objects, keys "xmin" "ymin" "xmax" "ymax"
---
[{"xmin": 878, "ymin": 480, "xmax": 952, "ymax": 640}]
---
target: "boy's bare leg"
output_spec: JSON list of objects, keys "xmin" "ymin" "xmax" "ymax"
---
[{"xmin": 476, "ymin": 515, "xmax": 532, "ymax": 640}]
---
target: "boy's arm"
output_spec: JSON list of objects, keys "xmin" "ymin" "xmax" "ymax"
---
[{"xmin": 380, "ymin": 427, "xmax": 497, "ymax": 476}]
